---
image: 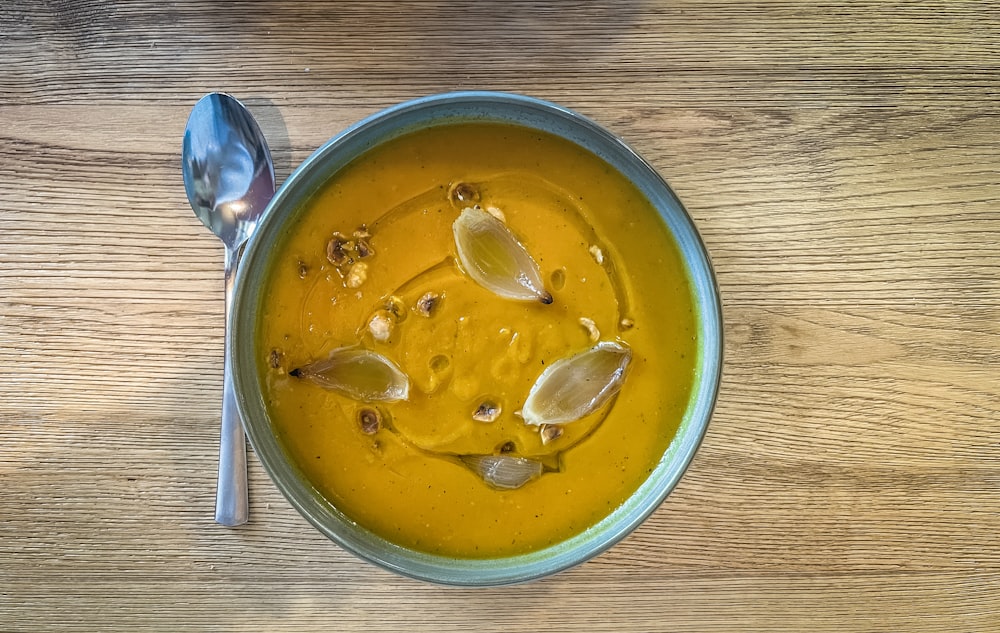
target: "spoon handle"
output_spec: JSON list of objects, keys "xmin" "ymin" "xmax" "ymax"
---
[{"xmin": 216, "ymin": 250, "xmax": 249, "ymax": 526}]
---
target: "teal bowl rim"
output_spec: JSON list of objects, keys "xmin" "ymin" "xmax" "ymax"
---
[{"xmin": 231, "ymin": 91, "xmax": 723, "ymax": 586}]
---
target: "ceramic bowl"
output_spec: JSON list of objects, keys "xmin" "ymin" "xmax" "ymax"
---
[{"xmin": 230, "ymin": 91, "xmax": 722, "ymax": 586}]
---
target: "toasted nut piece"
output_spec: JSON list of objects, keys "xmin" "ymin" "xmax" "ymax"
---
[
  {"xmin": 359, "ymin": 408, "xmax": 381, "ymax": 435},
  {"xmin": 415, "ymin": 291, "xmax": 442, "ymax": 317},
  {"xmin": 268, "ymin": 348, "xmax": 284, "ymax": 369},
  {"xmin": 356, "ymin": 237, "xmax": 373, "ymax": 258},
  {"xmin": 589, "ymin": 244, "xmax": 605, "ymax": 265},
  {"xmin": 473, "ymin": 400, "xmax": 501, "ymax": 423},
  {"xmin": 539, "ymin": 424, "xmax": 563, "ymax": 445},
  {"xmin": 346, "ymin": 262, "xmax": 368, "ymax": 288},
  {"xmin": 384, "ymin": 295, "xmax": 406, "ymax": 321},
  {"xmin": 579, "ymin": 317, "xmax": 600, "ymax": 343},
  {"xmin": 326, "ymin": 233, "xmax": 351, "ymax": 266},
  {"xmin": 449, "ymin": 181, "xmax": 480, "ymax": 206},
  {"xmin": 368, "ymin": 311, "xmax": 393, "ymax": 342}
]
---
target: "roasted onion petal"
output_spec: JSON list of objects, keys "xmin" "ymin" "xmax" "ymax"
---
[
  {"xmin": 521, "ymin": 341, "xmax": 632, "ymax": 426},
  {"xmin": 452, "ymin": 206, "xmax": 551, "ymax": 303},
  {"xmin": 461, "ymin": 455, "xmax": 544, "ymax": 490},
  {"xmin": 292, "ymin": 347, "xmax": 410, "ymax": 402}
]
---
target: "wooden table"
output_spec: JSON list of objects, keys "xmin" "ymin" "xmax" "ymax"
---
[{"xmin": 2, "ymin": 2, "xmax": 998, "ymax": 630}]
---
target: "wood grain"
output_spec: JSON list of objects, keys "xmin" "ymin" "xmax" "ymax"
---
[{"xmin": 1, "ymin": 1, "xmax": 998, "ymax": 631}]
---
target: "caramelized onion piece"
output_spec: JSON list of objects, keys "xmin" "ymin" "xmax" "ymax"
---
[
  {"xmin": 452, "ymin": 206, "xmax": 552, "ymax": 304},
  {"xmin": 461, "ymin": 455, "xmax": 544, "ymax": 490},
  {"xmin": 290, "ymin": 347, "xmax": 409, "ymax": 402},
  {"xmin": 521, "ymin": 341, "xmax": 631, "ymax": 426}
]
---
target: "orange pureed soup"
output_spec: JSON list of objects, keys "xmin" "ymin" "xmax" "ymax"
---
[{"xmin": 258, "ymin": 122, "xmax": 696, "ymax": 558}]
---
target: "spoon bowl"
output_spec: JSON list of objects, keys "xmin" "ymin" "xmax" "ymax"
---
[
  {"xmin": 182, "ymin": 92, "xmax": 275, "ymax": 526},
  {"xmin": 184, "ymin": 93, "xmax": 274, "ymax": 247}
]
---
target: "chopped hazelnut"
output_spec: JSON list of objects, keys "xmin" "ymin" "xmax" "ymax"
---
[
  {"xmin": 579, "ymin": 317, "xmax": 600, "ymax": 343},
  {"xmin": 384, "ymin": 295, "xmax": 406, "ymax": 321},
  {"xmin": 449, "ymin": 181, "xmax": 480, "ymax": 206},
  {"xmin": 346, "ymin": 262, "xmax": 368, "ymax": 288},
  {"xmin": 358, "ymin": 408, "xmax": 381, "ymax": 435},
  {"xmin": 356, "ymin": 237, "xmax": 373, "ymax": 258},
  {"xmin": 326, "ymin": 233, "xmax": 351, "ymax": 266},
  {"xmin": 473, "ymin": 400, "xmax": 501, "ymax": 423},
  {"xmin": 540, "ymin": 424, "xmax": 563, "ymax": 445},
  {"xmin": 589, "ymin": 244, "xmax": 605, "ymax": 265},
  {"xmin": 268, "ymin": 348, "xmax": 283, "ymax": 369},
  {"xmin": 415, "ymin": 291, "xmax": 442, "ymax": 317},
  {"xmin": 368, "ymin": 311, "xmax": 393, "ymax": 342}
]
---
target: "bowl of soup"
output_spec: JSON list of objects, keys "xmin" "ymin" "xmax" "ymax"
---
[{"xmin": 230, "ymin": 91, "xmax": 722, "ymax": 585}]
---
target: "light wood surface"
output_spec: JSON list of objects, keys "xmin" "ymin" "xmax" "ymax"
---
[{"xmin": 2, "ymin": 1, "xmax": 998, "ymax": 631}]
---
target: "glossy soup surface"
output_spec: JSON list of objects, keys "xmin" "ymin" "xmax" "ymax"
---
[{"xmin": 258, "ymin": 122, "xmax": 696, "ymax": 557}]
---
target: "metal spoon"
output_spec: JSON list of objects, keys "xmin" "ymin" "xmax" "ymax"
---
[{"xmin": 182, "ymin": 92, "xmax": 275, "ymax": 526}]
